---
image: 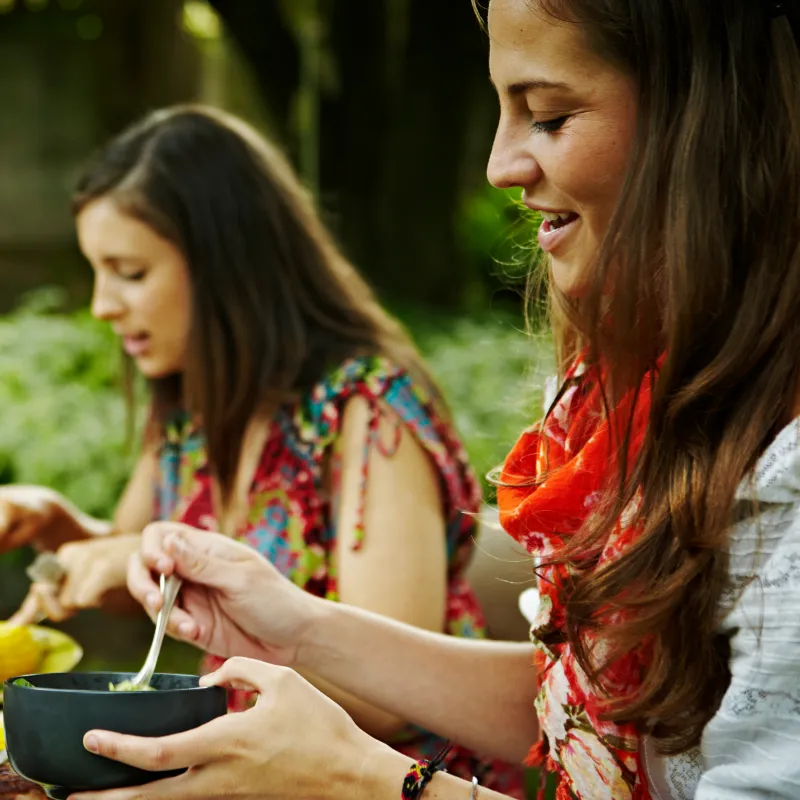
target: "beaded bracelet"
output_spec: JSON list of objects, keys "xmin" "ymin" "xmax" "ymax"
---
[{"xmin": 401, "ymin": 743, "xmax": 452, "ymax": 799}]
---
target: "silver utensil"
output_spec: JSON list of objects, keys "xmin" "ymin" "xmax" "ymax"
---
[
  {"xmin": 26, "ymin": 552, "xmax": 67, "ymax": 586},
  {"xmin": 125, "ymin": 573, "xmax": 183, "ymax": 690}
]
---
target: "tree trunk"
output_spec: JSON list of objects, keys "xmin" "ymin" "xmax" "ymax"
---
[
  {"xmin": 207, "ymin": 0, "xmax": 301, "ymax": 154},
  {"xmin": 320, "ymin": 0, "xmax": 495, "ymax": 306},
  {"xmin": 93, "ymin": 0, "xmax": 201, "ymax": 139},
  {"xmin": 212, "ymin": 0, "xmax": 496, "ymax": 308}
]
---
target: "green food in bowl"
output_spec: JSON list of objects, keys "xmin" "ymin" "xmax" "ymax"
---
[
  {"xmin": 107, "ymin": 680, "xmax": 156, "ymax": 692},
  {"xmin": 3, "ymin": 672, "xmax": 226, "ymax": 799}
]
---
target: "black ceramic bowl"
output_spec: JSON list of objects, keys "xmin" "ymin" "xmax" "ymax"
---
[{"xmin": 3, "ymin": 672, "xmax": 227, "ymax": 800}]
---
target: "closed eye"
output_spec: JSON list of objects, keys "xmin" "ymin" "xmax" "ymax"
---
[
  {"xmin": 119, "ymin": 269, "xmax": 147, "ymax": 282},
  {"xmin": 531, "ymin": 116, "xmax": 569, "ymax": 134}
]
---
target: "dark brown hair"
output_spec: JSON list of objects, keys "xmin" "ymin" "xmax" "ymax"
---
[
  {"xmin": 506, "ymin": 1, "xmax": 800, "ymax": 753},
  {"xmin": 72, "ymin": 105, "xmax": 438, "ymax": 506}
]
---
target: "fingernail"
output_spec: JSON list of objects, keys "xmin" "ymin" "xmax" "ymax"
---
[
  {"xmin": 156, "ymin": 557, "xmax": 172, "ymax": 573},
  {"xmin": 178, "ymin": 621, "xmax": 195, "ymax": 638},
  {"xmin": 84, "ymin": 734, "xmax": 99, "ymax": 753},
  {"xmin": 146, "ymin": 592, "xmax": 160, "ymax": 609}
]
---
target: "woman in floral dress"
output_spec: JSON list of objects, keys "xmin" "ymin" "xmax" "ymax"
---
[
  {"xmin": 84, "ymin": 1, "xmax": 800, "ymax": 799},
  {"xmin": 1, "ymin": 106, "xmax": 524, "ymax": 796}
]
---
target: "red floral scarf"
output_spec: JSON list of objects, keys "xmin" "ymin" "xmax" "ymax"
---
[{"xmin": 498, "ymin": 356, "xmax": 660, "ymax": 800}]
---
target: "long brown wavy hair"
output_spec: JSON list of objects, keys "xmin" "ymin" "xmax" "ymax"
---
[
  {"xmin": 506, "ymin": 1, "xmax": 800, "ymax": 754},
  {"xmin": 72, "ymin": 105, "xmax": 438, "ymax": 508}
]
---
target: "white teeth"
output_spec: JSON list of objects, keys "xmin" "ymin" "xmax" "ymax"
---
[{"xmin": 540, "ymin": 211, "xmax": 573, "ymax": 223}]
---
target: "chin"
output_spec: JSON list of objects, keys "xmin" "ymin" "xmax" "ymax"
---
[
  {"xmin": 134, "ymin": 358, "xmax": 179, "ymax": 380},
  {"xmin": 550, "ymin": 257, "xmax": 592, "ymax": 299}
]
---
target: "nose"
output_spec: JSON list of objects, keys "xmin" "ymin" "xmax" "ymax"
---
[
  {"xmin": 90, "ymin": 274, "xmax": 125, "ymax": 322},
  {"xmin": 486, "ymin": 118, "xmax": 542, "ymax": 190}
]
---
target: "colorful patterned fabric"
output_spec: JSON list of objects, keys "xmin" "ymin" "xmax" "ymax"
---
[
  {"xmin": 498, "ymin": 355, "xmax": 660, "ymax": 800},
  {"xmin": 155, "ymin": 354, "xmax": 526, "ymax": 798}
]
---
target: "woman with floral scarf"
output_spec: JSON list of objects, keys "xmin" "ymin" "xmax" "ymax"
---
[{"xmin": 64, "ymin": 1, "xmax": 800, "ymax": 799}]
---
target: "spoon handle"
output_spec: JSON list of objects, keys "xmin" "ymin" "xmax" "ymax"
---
[{"xmin": 133, "ymin": 573, "xmax": 183, "ymax": 687}]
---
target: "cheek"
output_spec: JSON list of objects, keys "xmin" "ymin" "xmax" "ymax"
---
[
  {"xmin": 151, "ymin": 267, "xmax": 192, "ymax": 341},
  {"xmin": 175, "ymin": 277, "xmax": 193, "ymax": 341},
  {"xmin": 567, "ymin": 125, "xmax": 633, "ymax": 230}
]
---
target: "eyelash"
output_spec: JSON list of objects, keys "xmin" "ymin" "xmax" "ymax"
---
[
  {"xmin": 120, "ymin": 270, "xmax": 146, "ymax": 282},
  {"xmin": 531, "ymin": 116, "xmax": 569, "ymax": 134}
]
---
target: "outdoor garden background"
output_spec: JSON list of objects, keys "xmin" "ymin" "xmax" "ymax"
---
[{"xmin": 0, "ymin": 4, "xmax": 554, "ymax": 791}]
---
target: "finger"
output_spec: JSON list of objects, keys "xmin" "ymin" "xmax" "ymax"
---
[
  {"xmin": 81, "ymin": 716, "xmax": 235, "ymax": 774},
  {"xmin": 159, "ymin": 523, "xmax": 254, "ymax": 565},
  {"xmin": 7, "ymin": 590, "xmax": 44, "ymax": 626},
  {"xmin": 56, "ymin": 570, "xmax": 81, "ymax": 611},
  {"xmin": 140, "ymin": 521, "xmax": 187, "ymax": 574},
  {"xmin": 68, "ymin": 771, "xmax": 192, "ymax": 800},
  {"xmin": 163, "ymin": 602, "xmax": 202, "ymax": 642},
  {"xmin": 127, "ymin": 552, "xmax": 200, "ymax": 639},
  {"xmin": 162, "ymin": 532, "xmax": 237, "ymax": 590},
  {"xmin": 0, "ymin": 497, "xmax": 12, "ymax": 530},
  {"xmin": 72, "ymin": 569, "xmax": 120, "ymax": 609},
  {"xmin": 167, "ymin": 586, "xmax": 208, "ymax": 641},
  {"xmin": 199, "ymin": 656, "xmax": 282, "ymax": 695},
  {"xmin": 31, "ymin": 583, "xmax": 73, "ymax": 623},
  {"xmin": 127, "ymin": 551, "xmax": 164, "ymax": 614},
  {"xmin": 0, "ymin": 516, "xmax": 38, "ymax": 553}
]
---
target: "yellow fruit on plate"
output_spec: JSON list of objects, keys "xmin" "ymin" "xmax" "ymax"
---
[{"xmin": 0, "ymin": 623, "xmax": 44, "ymax": 683}]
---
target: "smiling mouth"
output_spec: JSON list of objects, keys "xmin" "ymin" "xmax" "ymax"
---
[
  {"xmin": 540, "ymin": 211, "xmax": 579, "ymax": 231},
  {"xmin": 537, "ymin": 211, "xmax": 581, "ymax": 254}
]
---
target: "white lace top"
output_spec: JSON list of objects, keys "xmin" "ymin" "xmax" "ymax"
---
[{"xmin": 644, "ymin": 419, "xmax": 800, "ymax": 798}]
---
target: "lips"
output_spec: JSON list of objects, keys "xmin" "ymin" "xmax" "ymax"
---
[
  {"xmin": 121, "ymin": 333, "xmax": 150, "ymax": 358},
  {"xmin": 537, "ymin": 211, "xmax": 580, "ymax": 254}
]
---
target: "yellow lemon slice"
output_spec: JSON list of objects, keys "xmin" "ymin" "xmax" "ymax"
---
[
  {"xmin": 27, "ymin": 625, "xmax": 83, "ymax": 674},
  {"xmin": 0, "ymin": 625, "xmax": 43, "ymax": 684},
  {"xmin": 0, "ymin": 623, "xmax": 82, "ymax": 705}
]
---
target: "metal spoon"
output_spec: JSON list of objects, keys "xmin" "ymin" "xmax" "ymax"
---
[{"xmin": 123, "ymin": 573, "xmax": 183, "ymax": 690}]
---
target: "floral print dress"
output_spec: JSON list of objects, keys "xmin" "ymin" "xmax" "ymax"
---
[{"xmin": 154, "ymin": 354, "xmax": 526, "ymax": 798}]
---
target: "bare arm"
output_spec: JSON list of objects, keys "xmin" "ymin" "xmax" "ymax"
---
[
  {"xmin": 359, "ymin": 745, "xmax": 520, "ymax": 799},
  {"xmin": 302, "ymin": 397, "xmax": 449, "ymax": 739},
  {"xmin": 0, "ymin": 447, "xmax": 156, "ymax": 552},
  {"xmin": 111, "ymin": 446, "xmax": 158, "ymax": 534},
  {"xmin": 128, "ymin": 524, "xmax": 541, "ymax": 763},
  {"xmin": 298, "ymin": 601, "xmax": 538, "ymax": 763},
  {"xmin": 70, "ymin": 657, "xmax": 527, "ymax": 800}
]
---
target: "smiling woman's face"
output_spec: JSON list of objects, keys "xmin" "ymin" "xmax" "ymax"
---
[{"xmin": 486, "ymin": 0, "xmax": 637, "ymax": 296}]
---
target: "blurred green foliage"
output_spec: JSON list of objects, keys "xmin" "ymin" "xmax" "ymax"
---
[
  {"xmin": 0, "ymin": 288, "xmax": 137, "ymax": 516},
  {"xmin": 0, "ymin": 288, "xmax": 552, "ymax": 516},
  {"xmin": 0, "ymin": 290, "xmax": 554, "ymax": 798},
  {"xmin": 408, "ymin": 310, "xmax": 552, "ymax": 495}
]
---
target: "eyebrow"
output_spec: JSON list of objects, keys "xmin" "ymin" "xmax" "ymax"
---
[
  {"xmin": 492, "ymin": 78, "xmax": 573, "ymax": 97},
  {"xmin": 101, "ymin": 255, "xmax": 145, "ymax": 266}
]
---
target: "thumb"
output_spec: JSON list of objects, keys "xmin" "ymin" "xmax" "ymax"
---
[
  {"xmin": 199, "ymin": 657, "xmax": 283, "ymax": 695},
  {"xmin": 164, "ymin": 531, "xmax": 233, "ymax": 590}
]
